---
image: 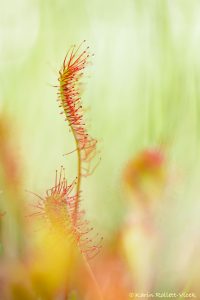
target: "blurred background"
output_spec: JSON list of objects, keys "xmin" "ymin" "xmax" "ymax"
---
[{"xmin": 0, "ymin": 0, "xmax": 200, "ymax": 299}]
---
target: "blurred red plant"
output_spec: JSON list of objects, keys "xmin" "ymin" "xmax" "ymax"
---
[
  {"xmin": 0, "ymin": 115, "xmax": 22, "ymax": 188},
  {"xmin": 123, "ymin": 148, "xmax": 166, "ymax": 207}
]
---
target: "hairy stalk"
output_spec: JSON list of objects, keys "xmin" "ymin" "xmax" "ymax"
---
[{"xmin": 75, "ymin": 142, "xmax": 81, "ymax": 225}]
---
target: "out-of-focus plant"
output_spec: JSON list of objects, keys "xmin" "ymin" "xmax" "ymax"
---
[
  {"xmin": 0, "ymin": 114, "xmax": 26, "ymax": 258},
  {"xmin": 121, "ymin": 147, "xmax": 200, "ymax": 297},
  {"xmin": 122, "ymin": 148, "xmax": 167, "ymax": 292},
  {"xmin": 81, "ymin": 237, "xmax": 133, "ymax": 300},
  {"xmin": 0, "ymin": 114, "xmax": 30, "ymax": 299},
  {"xmin": 123, "ymin": 148, "xmax": 166, "ymax": 209}
]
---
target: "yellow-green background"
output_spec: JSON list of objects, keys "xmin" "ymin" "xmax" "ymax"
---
[{"xmin": 1, "ymin": 0, "xmax": 200, "ymax": 288}]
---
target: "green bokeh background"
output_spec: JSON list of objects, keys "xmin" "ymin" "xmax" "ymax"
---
[{"xmin": 1, "ymin": 0, "xmax": 200, "ymax": 286}]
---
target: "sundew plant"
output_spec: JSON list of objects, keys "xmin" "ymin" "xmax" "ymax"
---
[
  {"xmin": 1, "ymin": 1, "xmax": 200, "ymax": 299},
  {"xmin": 32, "ymin": 42, "xmax": 102, "ymax": 260}
]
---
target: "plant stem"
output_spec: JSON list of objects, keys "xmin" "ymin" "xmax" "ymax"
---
[
  {"xmin": 83, "ymin": 255, "xmax": 104, "ymax": 300},
  {"xmin": 71, "ymin": 127, "xmax": 81, "ymax": 226},
  {"xmin": 73, "ymin": 130, "xmax": 103, "ymax": 300}
]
